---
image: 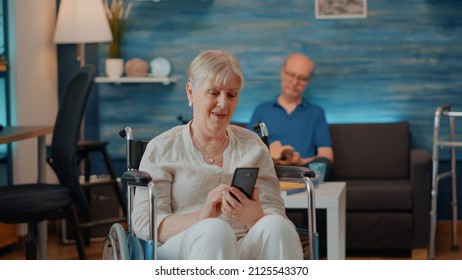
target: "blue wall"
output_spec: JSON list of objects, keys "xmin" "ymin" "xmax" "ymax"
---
[
  {"xmin": 97, "ymin": 0, "xmax": 462, "ymax": 160},
  {"xmin": 92, "ymin": 0, "xmax": 462, "ymax": 219}
]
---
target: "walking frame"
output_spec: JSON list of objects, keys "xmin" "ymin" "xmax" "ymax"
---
[{"xmin": 429, "ymin": 104, "xmax": 462, "ymax": 259}]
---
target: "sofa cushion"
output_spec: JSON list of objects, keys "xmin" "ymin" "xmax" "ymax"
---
[
  {"xmin": 346, "ymin": 179, "xmax": 412, "ymax": 211},
  {"xmin": 330, "ymin": 122, "xmax": 410, "ymax": 179}
]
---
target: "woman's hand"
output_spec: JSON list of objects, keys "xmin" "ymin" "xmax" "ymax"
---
[
  {"xmin": 222, "ymin": 185, "xmax": 265, "ymax": 229},
  {"xmin": 198, "ymin": 184, "xmax": 230, "ymax": 220}
]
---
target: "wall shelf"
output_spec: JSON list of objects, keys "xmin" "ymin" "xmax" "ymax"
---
[{"xmin": 95, "ymin": 75, "xmax": 180, "ymax": 85}]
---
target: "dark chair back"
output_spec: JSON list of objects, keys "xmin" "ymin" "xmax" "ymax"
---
[
  {"xmin": 119, "ymin": 126, "xmax": 149, "ymax": 171},
  {"xmin": 127, "ymin": 140, "xmax": 149, "ymax": 170},
  {"xmin": 49, "ymin": 65, "xmax": 96, "ymax": 213}
]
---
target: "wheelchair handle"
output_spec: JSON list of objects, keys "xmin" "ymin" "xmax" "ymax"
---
[
  {"xmin": 253, "ymin": 122, "xmax": 268, "ymax": 136},
  {"xmin": 253, "ymin": 122, "xmax": 269, "ymax": 148},
  {"xmin": 119, "ymin": 126, "xmax": 134, "ymax": 140},
  {"xmin": 120, "ymin": 126, "xmax": 137, "ymax": 170}
]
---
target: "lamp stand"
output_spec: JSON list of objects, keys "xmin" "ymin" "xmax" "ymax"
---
[
  {"xmin": 76, "ymin": 43, "xmax": 86, "ymax": 142},
  {"xmin": 77, "ymin": 43, "xmax": 86, "ymax": 67}
]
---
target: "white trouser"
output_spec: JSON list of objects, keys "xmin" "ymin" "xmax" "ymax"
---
[{"xmin": 157, "ymin": 214, "xmax": 303, "ymax": 260}]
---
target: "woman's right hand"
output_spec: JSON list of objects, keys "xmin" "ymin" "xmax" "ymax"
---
[{"xmin": 198, "ymin": 184, "xmax": 230, "ymax": 220}]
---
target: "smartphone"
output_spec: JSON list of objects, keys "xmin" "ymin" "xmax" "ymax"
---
[{"xmin": 231, "ymin": 167, "xmax": 259, "ymax": 200}]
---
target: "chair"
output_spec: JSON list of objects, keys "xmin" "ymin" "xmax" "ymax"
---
[
  {"xmin": 103, "ymin": 123, "xmax": 319, "ymax": 260},
  {"xmin": 76, "ymin": 140, "xmax": 126, "ymax": 215},
  {"xmin": 67, "ymin": 139, "xmax": 126, "ymax": 246},
  {"xmin": 0, "ymin": 65, "xmax": 96, "ymax": 259}
]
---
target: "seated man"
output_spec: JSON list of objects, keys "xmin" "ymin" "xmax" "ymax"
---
[{"xmin": 248, "ymin": 53, "xmax": 334, "ymax": 181}]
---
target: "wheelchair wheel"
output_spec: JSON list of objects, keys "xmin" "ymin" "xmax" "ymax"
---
[
  {"xmin": 102, "ymin": 223, "xmax": 129, "ymax": 260},
  {"xmin": 102, "ymin": 235, "xmax": 117, "ymax": 260}
]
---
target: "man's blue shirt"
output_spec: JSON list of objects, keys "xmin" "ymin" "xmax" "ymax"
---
[{"xmin": 247, "ymin": 97, "xmax": 332, "ymax": 158}]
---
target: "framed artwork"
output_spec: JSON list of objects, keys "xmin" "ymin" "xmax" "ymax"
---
[{"xmin": 315, "ymin": 0, "xmax": 367, "ymax": 19}]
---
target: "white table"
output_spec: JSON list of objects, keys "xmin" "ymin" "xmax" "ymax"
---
[{"xmin": 281, "ymin": 181, "xmax": 346, "ymax": 260}]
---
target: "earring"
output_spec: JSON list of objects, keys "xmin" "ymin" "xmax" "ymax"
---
[{"xmin": 188, "ymin": 101, "xmax": 192, "ymax": 107}]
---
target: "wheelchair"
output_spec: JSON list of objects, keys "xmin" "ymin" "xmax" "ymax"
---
[
  {"xmin": 102, "ymin": 126, "xmax": 156, "ymax": 260},
  {"xmin": 102, "ymin": 123, "xmax": 319, "ymax": 260}
]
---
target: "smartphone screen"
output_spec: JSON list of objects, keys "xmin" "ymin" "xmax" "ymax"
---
[{"xmin": 231, "ymin": 167, "xmax": 259, "ymax": 200}]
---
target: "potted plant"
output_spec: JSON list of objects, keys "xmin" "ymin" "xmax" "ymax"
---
[
  {"xmin": 103, "ymin": 0, "xmax": 132, "ymax": 78},
  {"xmin": 0, "ymin": 44, "xmax": 7, "ymax": 72}
]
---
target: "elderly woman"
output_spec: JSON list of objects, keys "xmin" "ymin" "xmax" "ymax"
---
[{"xmin": 132, "ymin": 50, "xmax": 303, "ymax": 260}]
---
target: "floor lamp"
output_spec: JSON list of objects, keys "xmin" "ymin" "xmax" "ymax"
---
[{"xmin": 54, "ymin": 0, "xmax": 113, "ymax": 139}]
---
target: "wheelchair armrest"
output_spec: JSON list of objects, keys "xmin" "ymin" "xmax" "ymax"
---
[
  {"xmin": 122, "ymin": 170, "xmax": 152, "ymax": 186},
  {"xmin": 275, "ymin": 165, "xmax": 315, "ymax": 179}
]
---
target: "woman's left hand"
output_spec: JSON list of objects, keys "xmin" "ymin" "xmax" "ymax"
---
[{"xmin": 222, "ymin": 185, "xmax": 265, "ymax": 229}]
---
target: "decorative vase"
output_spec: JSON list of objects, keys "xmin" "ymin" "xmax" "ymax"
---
[
  {"xmin": 125, "ymin": 58, "xmax": 148, "ymax": 77},
  {"xmin": 105, "ymin": 58, "xmax": 124, "ymax": 79}
]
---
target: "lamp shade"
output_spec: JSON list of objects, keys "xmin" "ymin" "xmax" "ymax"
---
[{"xmin": 54, "ymin": 0, "xmax": 113, "ymax": 44}]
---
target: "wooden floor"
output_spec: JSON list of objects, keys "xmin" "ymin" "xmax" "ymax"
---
[{"xmin": 1, "ymin": 221, "xmax": 461, "ymax": 260}]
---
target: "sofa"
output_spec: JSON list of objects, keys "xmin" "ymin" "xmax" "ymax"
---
[
  {"xmin": 239, "ymin": 120, "xmax": 431, "ymax": 254},
  {"xmin": 328, "ymin": 122, "xmax": 431, "ymax": 253}
]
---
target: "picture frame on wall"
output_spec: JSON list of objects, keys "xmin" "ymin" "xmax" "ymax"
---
[{"xmin": 315, "ymin": 0, "xmax": 367, "ymax": 19}]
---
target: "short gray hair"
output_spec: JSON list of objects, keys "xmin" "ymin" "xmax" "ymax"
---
[{"xmin": 188, "ymin": 50, "xmax": 244, "ymax": 92}]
